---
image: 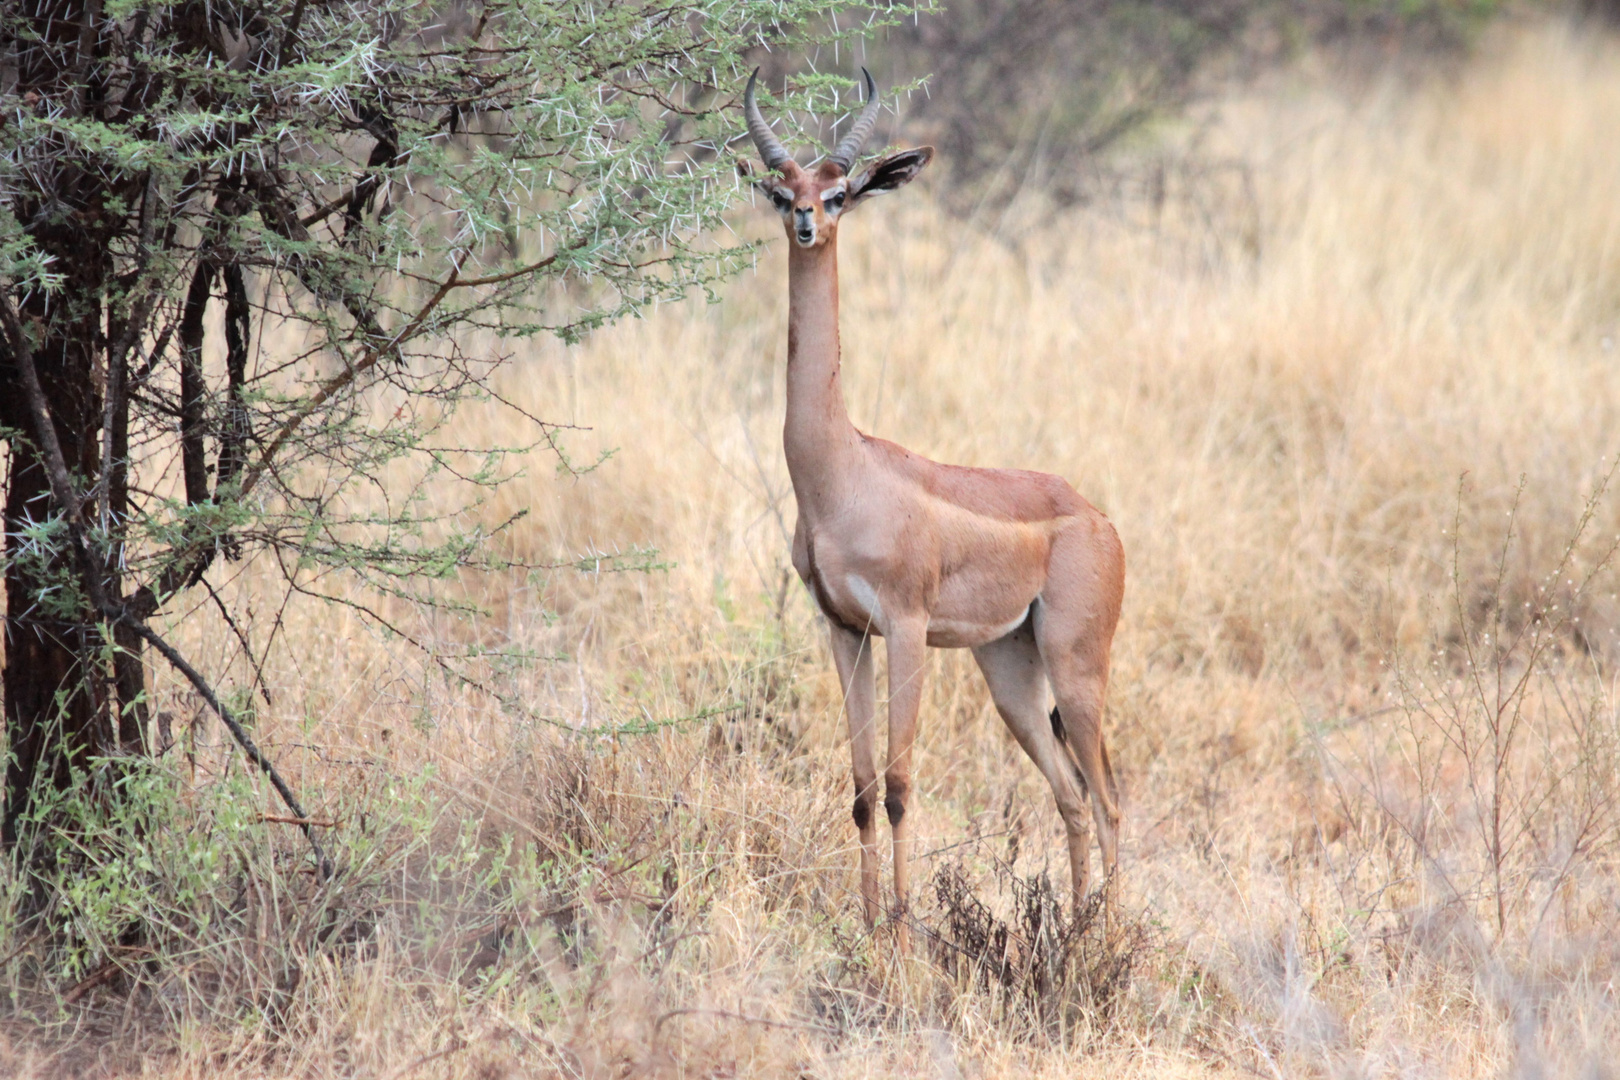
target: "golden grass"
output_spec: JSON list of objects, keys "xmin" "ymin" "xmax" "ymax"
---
[{"xmin": 12, "ymin": 21, "xmax": 1620, "ymax": 1079}]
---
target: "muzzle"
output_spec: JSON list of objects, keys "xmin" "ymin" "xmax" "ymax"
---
[{"xmin": 794, "ymin": 208, "xmax": 815, "ymax": 246}]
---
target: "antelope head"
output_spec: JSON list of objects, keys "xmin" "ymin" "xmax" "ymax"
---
[{"xmin": 743, "ymin": 68, "xmax": 934, "ymax": 249}]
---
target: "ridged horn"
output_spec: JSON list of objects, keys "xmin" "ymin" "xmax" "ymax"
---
[
  {"xmin": 827, "ymin": 68, "xmax": 881, "ymax": 175},
  {"xmin": 743, "ymin": 68, "xmax": 793, "ymax": 173}
]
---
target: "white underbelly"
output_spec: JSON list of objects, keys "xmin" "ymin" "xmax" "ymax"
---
[
  {"xmin": 827, "ymin": 572, "xmax": 1032, "ymax": 648},
  {"xmin": 927, "ymin": 606, "xmax": 1030, "ymax": 649}
]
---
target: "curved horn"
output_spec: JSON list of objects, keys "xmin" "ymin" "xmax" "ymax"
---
[
  {"xmin": 827, "ymin": 68, "xmax": 881, "ymax": 175},
  {"xmin": 743, "ymin": 68, "xmax": 793, "ymax": 173}
]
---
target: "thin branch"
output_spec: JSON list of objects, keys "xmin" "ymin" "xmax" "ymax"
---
[
  {"xmin": 101, "ymin": 169, "xmax": 161, "ymax": 529},
  {"xmin": 260, "ymin": 813, "xmax": 339, "ymax": 827},
  {"xmin": 277, "ymin": 0, "xmax": 310, "ymax": 69},
  {"xmin": 235, "ymin": 257, "xmax": 462, "ymax": 500},
  {"xmin": 199, "ymin": 575, "xmax": 274, "ymax": 707},
  {"xmin": 1, "ymin": 286, "xmax": 327, "ymax": 873},
  {"xmin": 121, "ymin": 618, "xmax": 330, "ymax": 876},
  {"xmin": 233, "ymin": 237, "xmax": 591, "ymax": 507}
]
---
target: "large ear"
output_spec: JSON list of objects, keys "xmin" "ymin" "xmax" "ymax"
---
[{"xmin": 847, "ymin": 147, "xmax": 933, "ymax": 205}]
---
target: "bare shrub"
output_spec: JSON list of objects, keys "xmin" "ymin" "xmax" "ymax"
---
[
  {"xmin": 1353, "ymin": 474, "xmax": 1620, "ymax": 943},
  {"xmin": 926, "ymin": 862, "xmax": 1144, "ymax": 1041},
  {"xmin": 1304, "ymin": 472, "xmax": 1620, "ymax": 1073}
]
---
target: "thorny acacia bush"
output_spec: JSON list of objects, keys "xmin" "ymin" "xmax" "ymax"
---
[
  {"xmin": 0, "ymin": 0, "xmax": 922, "ymax": 1037},
  {"xmin": 0, "ymin": 0, "xmax": 923, "ymax": 866}
]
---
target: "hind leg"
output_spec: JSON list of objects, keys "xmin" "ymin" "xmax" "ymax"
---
[
  {"xmin": 973, "ymin": 615, "xmax": 1095, "ymax": 905},
  {"xmin": 1036, "ymin": 518, "xmax": 1126, "ymax": 899},
  {"xmin": 1045, "ymin": 670, "xmax": 1118, "ymax": 891}
]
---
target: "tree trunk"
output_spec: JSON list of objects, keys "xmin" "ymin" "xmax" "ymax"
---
[
  {"xmin": 0, "ymin": 284, "xmax": 114, "ymax": 847},
  {"xmin": 0, "ymin": 0, "xmax": 141, "ymax": 850}
]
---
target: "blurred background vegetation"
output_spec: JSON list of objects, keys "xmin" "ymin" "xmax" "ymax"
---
[{"xmin": 863, "ymin": 0, "xmax": 1522, "ymax": 207}]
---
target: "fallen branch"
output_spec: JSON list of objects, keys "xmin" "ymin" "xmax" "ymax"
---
[
  {"xmin": 62, "ymin": 960, "xmax": 122, "ymax": 1004},
  {"xmin": 260, "ymin": 813, "xmax": 340, "ymax": 828},
  {"xmin": 653, "ymin": 1007, "xmax": 837, "ymax": 1036},
  {"xmin": 381, "ymin": 1035, "xmax": 468, "ymax": 1080},
  {"xmin": 61, "ymin": 946, "xmax": 155, "ymax": 1004}
]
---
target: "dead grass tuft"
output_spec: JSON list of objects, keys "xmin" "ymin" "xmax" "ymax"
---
[{"xmin": 927, "ymin": 862, "xmax": 1143, "ymax": 1041}]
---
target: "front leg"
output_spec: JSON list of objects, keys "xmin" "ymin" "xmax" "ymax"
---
[
  {"xmin": 883, "ymin": 618, "xmax": 929, "ymax": 949},
  {"xmin": 828, "ymin": 622, "xmax": 880, "ymax": 928}
]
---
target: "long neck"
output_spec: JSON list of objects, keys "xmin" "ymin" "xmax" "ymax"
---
[{"xmin": 784, "ymin": 240, "xmax": 858, "ymax": 499}]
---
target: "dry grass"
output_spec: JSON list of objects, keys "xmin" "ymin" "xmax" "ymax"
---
[{"xmin": 9, "ymin": 21, "xmax": 1620, "ymax": 1078}]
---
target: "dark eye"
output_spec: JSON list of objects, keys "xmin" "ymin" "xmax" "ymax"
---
[
  {"xmin": 771, "ymin": 191, "xmax": 791, "ymax": 211},
  {"xmin": 825, "ymin": 192, "xmax": 845, "ymax": 212}
]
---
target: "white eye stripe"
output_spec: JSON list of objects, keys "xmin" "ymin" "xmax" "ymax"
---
[{"xmin": 818, "ymin": 186, "xmax": 846, "ymax": 201}]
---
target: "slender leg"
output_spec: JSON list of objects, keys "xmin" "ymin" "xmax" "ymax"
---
[
  {"xmin": 1037, "ymin": 521, "xmax": 1126, "ymax": 918},
  {"xmin": 973, "ymin": 616, "xmax": 1095, "ymax": 904},
  {"xmin": 882, "ymin": 618, "xmax": 929, "ymax": 950},
  {"xmin": 1046, "ymin": 669, "xmax": 1119, "ymax": 891},
  {"xmin": 829, "ymin": 622, "xmax": 880, "ymax": 928}
]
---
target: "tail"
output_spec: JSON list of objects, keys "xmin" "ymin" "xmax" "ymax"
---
[
  {"xmin": 1049, "ymin": 706, "xmax": 1119, "ymax": 807},
  {"xmin": 1099, "ymin": 730, "xmax": 1120, "ymax": 808},
  {"xmin": 1049, "ymin": 706, "xmax": 1087, "ymax": 798}
]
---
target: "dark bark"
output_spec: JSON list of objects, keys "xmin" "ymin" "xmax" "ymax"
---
[
  {"xmin": 2, "ymin": 268, "xmax": 329, "ymax": 869},
  {"xmin": 345, "ymin": 102, "xmax": 399, "ymax": 241},
  {"xmin": 217, "ymin": 262, "xmax": 251, "ymax": 495},
  {"xmin": 2, "ymin": 284, "xmax": 328, "ymax": 871},
  {"xmin": 107, "ymin": 272, "xmax": 150, "ymax": 756},
  {"xmin": 177, "ymin": 259, "xmax": 213, "ymax": 508},
  {"xmin": 1, "ymin": 0, "xmax": 120, "ymax": 847},
  {"xmin": 0, "ymin": 250, "xmax": 113, "ymax": 846}
]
